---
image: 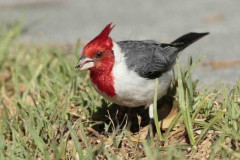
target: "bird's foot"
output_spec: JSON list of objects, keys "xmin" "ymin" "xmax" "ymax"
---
[{"xmin": 145, "ymin": 118, "xmax": 154, "ymax": 140}]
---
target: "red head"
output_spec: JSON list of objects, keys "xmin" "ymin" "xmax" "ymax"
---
[
  {"xmin": 75, "ymin": 23, "xmax": 115, "ymax": 72},
  {"xmin": 75, "ymin": 23, "xmax": 116, "ymax": 97}
]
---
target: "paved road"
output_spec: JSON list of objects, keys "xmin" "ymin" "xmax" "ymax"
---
[{"xmin": 0, "ymin": 0, "xmax": 239, "ymax": 87}]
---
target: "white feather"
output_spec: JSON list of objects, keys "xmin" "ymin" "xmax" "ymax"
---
[{"xmin": 97, "ymin": 42, "xmax": 172, "ymax": 108}]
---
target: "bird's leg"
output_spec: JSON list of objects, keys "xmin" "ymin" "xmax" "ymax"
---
[
  {"xmin": 125, "ymin": 107, "xmax": 132, "ymax": 131},
  {"xmin": 146, "ymin": 104, "xmax": 154, "ymax": 139}
]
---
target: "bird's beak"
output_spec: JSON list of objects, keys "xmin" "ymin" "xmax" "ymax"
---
[{"xmin": 75, "ymin": 55, "xmax": 95, "ymax": 70}]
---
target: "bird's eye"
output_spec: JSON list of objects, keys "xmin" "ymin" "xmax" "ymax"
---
[{"xmin": 95, "ymin": 51, "xmax": 105, "ymax": 58}]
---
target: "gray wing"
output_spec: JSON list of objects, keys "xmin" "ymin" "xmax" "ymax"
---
[{"xmin": 117, "ymin": 40, "xmax": 179, "ymax": 79}]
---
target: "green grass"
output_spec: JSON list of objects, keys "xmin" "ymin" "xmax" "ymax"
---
[{"xmin": 0, "ymin": 23, "xmax": 240, "ymax": 160}]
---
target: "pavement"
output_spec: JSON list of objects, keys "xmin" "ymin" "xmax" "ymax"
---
[{"xmin": 0, "ymin": 0, "xmax": 239, "ymax": 87}]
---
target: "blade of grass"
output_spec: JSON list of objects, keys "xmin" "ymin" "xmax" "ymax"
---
[
  {"xmin": 163, "ymin": 111, "xmax": 181, "ymax": 141},
  {"xmin": 26, "ymin": 122, "xmax": 50, "ymax": 160},
  {"xmin": 192, "ymin": 90, "xmax": 221, "ymax": 118},
  {"xmin": 209, "ymin": 135, "xmax": 225, "ymax": 160},
  {"xmin": 142, "ymin": 141, "xmax": 155, "ymax": 159},
  {"xmin": 195, "ymin": 109, "xmax": 226, "ymax": 145},
  {"xmin": 153, "ymin": 78, "xmax": 163, "ymax": 141},
  {"xmin": 176, "ymin": 60, "xmax": 195, "ymax": 145},
  {"xmin": 67, "ymin": 121, "xmax": 84, "ymax": 159},
  {"xmin": 78, "ymin": 120, "xmax": 89, "ymax": 148},
  {"xmin": 221, "ymin": 143, "xmax": 240, "ymax": 159},
  {"xmin": 23, "ymin": 64, "xmax": 43, "ymax": 98}
]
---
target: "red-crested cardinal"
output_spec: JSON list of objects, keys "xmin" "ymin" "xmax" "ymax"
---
[{"xmin": 76, "ymin": 23, "xmax": 208, "ymax": 133}]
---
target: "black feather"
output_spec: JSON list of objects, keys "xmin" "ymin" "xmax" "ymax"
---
[{"xmin": 170, "ymin": 32, "xmax": 209, "ymax": 51}]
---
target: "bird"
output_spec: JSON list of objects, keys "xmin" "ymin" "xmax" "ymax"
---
[{"xmin": 75, "ymin": 23, "xmax": 208, "ymax": 137}]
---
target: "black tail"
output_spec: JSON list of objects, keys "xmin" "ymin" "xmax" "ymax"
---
[{"xmin": 171, "ymin": 32, "xmax": 209, "ymax": 51}]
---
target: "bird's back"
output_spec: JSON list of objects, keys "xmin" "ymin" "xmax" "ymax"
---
[
  {"xmin": 117, "ymin": 32, "xmax": 209, "ymax": 79},
  {"xmin": 117, "ymin": 40, "xmax": 178, "ymax": 79}
]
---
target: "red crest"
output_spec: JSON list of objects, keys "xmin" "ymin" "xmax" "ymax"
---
[
  {"xmin": 90, "ymin": 23, "xmax": 115, "ymax": 44},
  {"xmin": 82, "ymin": 23, "xmax": 115, "ymax": 58}
]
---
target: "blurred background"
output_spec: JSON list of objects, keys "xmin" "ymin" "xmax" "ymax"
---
[{"xmin": 0, "ymin": 0, "xmax": 239, "ymax": 87}]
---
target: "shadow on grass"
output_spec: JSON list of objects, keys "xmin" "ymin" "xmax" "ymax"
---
[{"xmin": 91, "ymin": 95, "xmax": 174, "ymax": 135}]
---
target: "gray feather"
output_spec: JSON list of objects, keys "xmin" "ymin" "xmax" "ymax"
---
[
  {"xmin": 117, "ymin": 32, "xmax": 208, "ymax": 79},
  {"xmin": 117, "ymin": 41, "xmax": 178, "ymax": 79}
]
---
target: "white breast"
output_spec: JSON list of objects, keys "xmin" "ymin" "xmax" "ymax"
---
[{"xmin": 105, "ymin": 42, "xmax": 172, "ymax": 108}]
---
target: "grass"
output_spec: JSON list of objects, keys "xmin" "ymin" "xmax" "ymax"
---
[{"xmin": 0, "ymin": 23, "xmax": 240, "ymax": 160}]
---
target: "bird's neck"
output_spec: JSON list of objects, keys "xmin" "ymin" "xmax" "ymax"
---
[{"xmin": 90, "ymin": 61, "xmax": 116, "ymax": 97}]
